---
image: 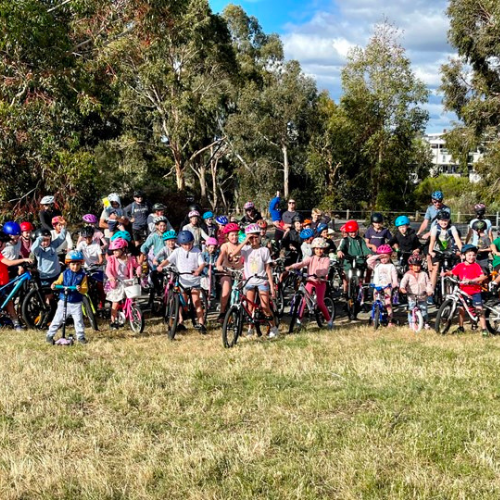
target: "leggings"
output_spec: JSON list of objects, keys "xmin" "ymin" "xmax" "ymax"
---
[{"xmin": 304, "ymin": 281, "xmax": 330, "ymax": 322}]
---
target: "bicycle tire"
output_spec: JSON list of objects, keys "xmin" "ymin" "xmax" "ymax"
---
[
  {"xmin": 371, "ymin": 303, "xmax": 380, "ymax": 330},
  {"xmin": 275, "ymin": 283, "xmax": 285, "ymax": 317},
  {"xmin": 315, "ymin": 296, "xmax": 335, "ymax": 327},
  {"xmin": 411, "ymin": 308, "xmax": 424, "ymax": 333},
  {"xmin": 255, "ymin": 306, "xmax": 279, "ymax": 337},
  {"xmin": 21, "ymin": 287, "xmax": 55, "ymax": 330},
  {"xmin": 347, "ymin": 276, "xmax": 359, "ymax": 320},
  {"xmin": 82, "ymin": 296, "xmax": 98, "ymax": 331},
  {"xmin": 289, "ymin": 292, "xmax": 304, "ymax": 334},
  {"xmin": 485, "ymin": 304, "xmax": 500, "ymax": 335},
  {"xmin": 200, "ymin": 288, "xmax": 209, "ymax": 325},
  {"xmin": 222, "ymin": 305, "xmax": 242, "ymax": 348},
  {"xmin": 164, "ymin": 291, "xmax": 180, "ymax": 340},
  {"xmin": 435, "ymin": 299, "xmax": 456, "ymax": 334},
  {"xmin": 129, "ymin": 303, "xmax": 145, "ymax": 334}
]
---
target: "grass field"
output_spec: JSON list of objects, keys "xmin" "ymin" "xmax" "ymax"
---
[{"xmin": 1, "ymin": 320, "xmax": 500, "ymax": 499}]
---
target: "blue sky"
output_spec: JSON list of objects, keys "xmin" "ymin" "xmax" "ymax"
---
[{"xmin": 210, "ymin": 0, "xmax": 457, "ymax": 133}]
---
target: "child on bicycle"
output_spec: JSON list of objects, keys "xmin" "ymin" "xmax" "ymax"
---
[
  {"xmin": 153, "ymin": 230, "xmax": 178, "ymax": 266},
  {"xmin": 0, "ymin": 231, "xmax": 33, "ymax": 330},
  {"xmin": 442, "ymin": 244, "xmax": 488, "ymax": 336},
  {"xmin": 399, "ymin": 254, "xmax": 433, "ymax": 329},
  {"xmin": 156, "ymin": 230, "xmax": 206, "ymax": 333},
  {"xmin": 470, "ymin": 220, "xmax": 491, "ymax": 273},
  {"xmin": 230, "ymin": 223, "xmax": 278, "ymax": 338},
  {"xmin": 199, "ymin": 237, "xmax": 219, "ymax": 299},
  {"xmin": 300, "ymin": 228, "xmax": 315, "ymax": 258},
  {"xmin": 182, "ymin": 211, "xmax": 209, "ymax": 250},
  {"xmin": 31, "ymin": 227, "xmax": 68, "ymax": 286},
  {"xmin": 388, "ymin": 215, "xmax": 421, "ymax": 260},
  {"xmin": 105, "ymin": 238, "xmax": 141, "ymax": 329},
  {"xmin": 364, "ymin": 213, "xmax": 392, "ymax": 253},
  {"xmin": 367, "ymin": 244, "xmax": 399, "ymax": 326},
  {"xmin": 215, "ymin": 216, "xmax": 229, "ymax": 246},
  {"xmin": 19, "ymin": 222, "xmax": 34, "ymax": 259},
  {"xmin": 46, "ymin": 250, "xmax": 88, "ymax": 344},
  {"xmin": 286, "ymin": 237, "xmax": 334, "ymax": 329}
]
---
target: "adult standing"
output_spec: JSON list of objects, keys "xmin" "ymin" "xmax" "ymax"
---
[
  {"xmin": 282, "ymin": 199, "xmax": 300, "ymax": 230},
  {"xmin": 416, "ymin": 191, "xmax": 451, "ymax": 239},
  {"xmin": 269, "ymin": 191, "xmax": 283, "ymax": 241},
  {"xmin": 39, "ymin": 195, "xmax": 62, "ymax": 231},
  {"xmin": 124, "ymin": 190, "xmax": 152, "ymax": 246}
]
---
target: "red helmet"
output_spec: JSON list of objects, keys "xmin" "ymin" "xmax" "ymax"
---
[
  {"xmin": 20, "ymin": 222, "xmax": 34, "ymax": 232},
  {"xmin": 223, "ymin": 223, "xmax": 240, "ymax": 234},
  {"xmin": 344, "ymin": 220, "xmax": 359, "ymax": 233},
  {"xmin": 257, "ymin": 219, "xmax": 268, "ymax": 229}
]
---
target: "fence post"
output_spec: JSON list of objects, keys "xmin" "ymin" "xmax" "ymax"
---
[
  {"xmin": 457, "ymin": 211, "xmax": 461, "ymax": 223},
  {"xmin": 415, "ymin": 210, "xmax": 419, "ymax": 222},
  {"xmin": 346, "ymin": 209, "xmax": 350, "ymax": 220}
]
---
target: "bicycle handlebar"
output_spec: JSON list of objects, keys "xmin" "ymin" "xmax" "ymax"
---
[{"xmin": 54, "ymin": 285, "xmax": 78, "ymax": 291}]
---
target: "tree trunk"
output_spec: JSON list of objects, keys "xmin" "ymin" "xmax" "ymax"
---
[
  {"xmin": 210, "ymin": 147, "xmax": 218, "ymax": 211},
  {"xmin": 282, "ymin": 145, "xmax": 289, "ymax": 199}
]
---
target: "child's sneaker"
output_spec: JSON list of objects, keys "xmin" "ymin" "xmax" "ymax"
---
[
  {"xmin": 327, "ymin": 320, "xmax": 334, "ymax": 330},
  {"xmin": 454, "ymin": 326, "xmax": 465, "ymax": 334},
  {"xmin": 268, "ymin": 326, "xmax": 278, "ymax": 339},
  {"xmin": 46, "ymin": 334, "xmax": 54, "ymax": 344},
  {"xmin": 427, "ymin": 297, "xmax": 434, "ymax": 306},
  {"xmin": 246, "ymin": 327, "xmax": 254, "ymax": 337},
  {"xmin": 424, "ymin": 323, "xmax": 431, "ymax": 330},
  {"xmin": 176, "ymin": 323, "xmax": 187, "ymax": 332},
  {"xmin": 481, "ymin": 329, "xmax": 490, "ymax": 338},
  {"xmin": 195, "ymin": 323, "xmax": 207, "ymax": 335},
  {"xmin": 13, "ymin": 322, "xmax": 24, "ymax": 331},
  {"xmin": 78, "ymin": 337, "xmax": 88, "ymax": 344}
]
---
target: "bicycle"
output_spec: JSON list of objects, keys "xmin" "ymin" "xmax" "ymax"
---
[
  {"xmin": 270, "ymin": 258, "xmax": 286, "ymax": 317},
  {"xmin": 344, "ymin": 257, "xmax": 366, "ymax": 320},
  {"xmin": 222, "ymin": 270, "xmax": 280, "ymax": 348},
  {"xmin": 432, "ymin": 249, "xmax": 460, "ymax": 306},
  {"xmin": 288, "ymin": 271, "xmax": 335, "ymax": 334},
  {"xmin": 114, "ymin": 278, "xmax": 145, "ymax": 334},
  {"xmin": 405, "ymin": 294, "xmax": 425, "ymax": 333},
  {"xmin": 368, "ymin": 284, "xmax": 392, "ymax": 330}
]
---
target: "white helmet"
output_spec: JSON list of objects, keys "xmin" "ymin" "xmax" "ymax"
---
[
  {"xmin": 311, "ymin": 237, "xmax": 329, "ymax": 249},
  {"xmin": 41, "ymin": 196, "xmax": 55, "ymax": 205},
  {"xmin": 108, "ymin": 193, "xmax": 121, "ymax": 204}
]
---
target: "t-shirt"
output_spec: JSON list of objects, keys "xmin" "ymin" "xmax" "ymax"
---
[
  {"xmin": 281, "ymin": 210, "xmax": 299, "ymax": 225},
  {"xmin": 51, "ymin": 229, "xmax": 73, "ymax": 253},
  {"xmin": 492, "ymin": 237, "xmax": 500, "ymax": 269},
  {"xmin": 476, "ymin": 234, "xmax": 491, "ymax": 262},
  {"xmin": 124, "ymin": 202, "xmax": 151, "ymax": 229},
  {"xmin": 364, "ymin": 227, "xmax": 392, "ymax": 248},
  {"xmin": 0, "ymin": 261, "xmax": 9, "ymax": 286},
  {"xmin": 77, "ymin": 241, "xmax": 102, "ymax": 268},
  {"xmin": 1, "ymin": 241, "xmax": 21, "ymax": 260},
  {"xmin": 424, "ymin": 204, "xmax": 451, "ymax": 227},
  {"xmin": 430, "ymin": 225, "xmax": 459, "ymax": 252},
  {"xmin": 452, "ymin": 262, "xmax": 485, "ymax": 296},
  {"xmin": 469, "ymin": 218, "xmax": 492, "ymax": 245},
  {"xmin": 241, "ymin": 245, "xmax": 271, "ymax": 287},
  {"xmin": 165, "ymin": 247, "xmax": 202, "ymax": 288}
]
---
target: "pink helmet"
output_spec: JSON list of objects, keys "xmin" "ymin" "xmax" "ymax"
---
[
  {"xmin": 244, "ymin": 201, "xmax": 255, "ymax": 210},
  {"xmin": 205, "ymin": 237, "xmax": 218, "ymax": 246},
  {"xmin": 245, "ymin": 223, "xmax": 260, "ymax": 234},
  {"xmin": 82, "ymin": 214, "xmax": 98, "ymax": 224},
  {"xmin": 188, "ymin": 210, "xmax": 200, "ymax": 218},
  {"xmin": 223, "ymin": 223, "xmax": 240, "ymax": 234},
  {"xmin": 376, "ymin": 244, "xmax": 392, "ymax": 256},
  {"xmin": 109, "ymin": 238, "xmax": 128, "ymax": 250}
]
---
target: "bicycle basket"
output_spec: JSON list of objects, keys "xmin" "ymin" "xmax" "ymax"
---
[{"xmin": 124, "ymin": 282, "xmax": 142, "ymax": 299}]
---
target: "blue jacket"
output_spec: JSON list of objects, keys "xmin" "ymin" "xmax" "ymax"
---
[
  {"xmin": 31, "ymin": 228, "xmax": 67, "ymax": 279},
  {"xmin": 57, "ymin": 269, "xmax": 86, "ymax": 303},
  {"xmin": 269, "ymin": 196, "xmax": 282, "ymax": 222}
]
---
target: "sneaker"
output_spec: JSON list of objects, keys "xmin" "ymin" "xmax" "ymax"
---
[
  {"xmin": 481, "ymin": 329, "xmax": 490, "ymax": 338},
  {"xmin": 78, "ymin": 337, "xmax": 88, "ymax": 344},
  {"xmin": 427, "ymin": 297, "xmax": 434, "ymax": 306},
  {"xmin": 13, "ymin": 323, "xmax": 24, "ymax": 331},
  {"xmin": 217, "ymin": 312, "xmax": 225, "ymax": 324},
  {"xmin": 268, "ymin": 326, "xmax": 279, "ymax": 338},
  {"xmin": 110, "ymin": 322, "xmax": 119, "ymax": 330},
  {"xmin": 176, "ymin": 323, "xmax": 187, "ymax": 332},
  {"xmin": 454, "ymin": 326, "xmax": 465, "ymax": 334},
  {"xmin": 195, "ymin": 323, "xmax": 207, "ymax": 335},
  {"xmin": 46, "ymin": 335, "xmax": 54, "ymax": 344},
  {"xmin": 424, "ymin": 323, "xmax": 431, "ymax": 330},
  {"xmin": 327, "ymin": 320, "xmax": 334, "ymax": 330}
]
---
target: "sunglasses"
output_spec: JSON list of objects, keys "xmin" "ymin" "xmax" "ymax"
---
[{"xmin": 432, "ymin": 200, "xmax": 441, "ymax": 204}]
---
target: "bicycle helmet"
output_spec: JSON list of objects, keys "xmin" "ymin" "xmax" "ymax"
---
[
  {"xmin": 339, "ymin": 224, "xmax": 346, "ymax": 232},
  {"xmin": 82, "ymin": 213, "xmax": 98, "ymax": 224},
  {"xmin": 224, "ymin": 223, "xmax": 240, "ymax": 234},
  {"xmin": 188, "ymin": 210, "xmax": 200, "ymax": 218},
  {"xmin": 177, "ymin": 230, "xmax": 194, "ymax": 244},
  {"xmin": 431, "ymin": 191, "xmax": 444, "ymax": 201},
  {"xmin": 303, "ymin": 218, "xmax": 312, "ymax": 226},
  {"xmin": 344, "ymin": 220, "xmax": 359, "ymax": 233},
  {"xmin": 51, "ymin": 216, "xmax": 64, "ymax": 226},
  {"xmin": 245, "ymin": 223, "xmax": 260, "ymax": 234},
  {"xmin": 316, "ymin": 223, "xmax": 328, "ymax": 234},
  {"xmin": 188, "ymin": 203, "xmax": 202, "ymax": 213},
  {"xmin": 80, "ymin": 226, "xmax": 95, "ymax": 238},
  {"xmin": 244, "ymin": 201, "xmax": 255, "ymax": 210},
  {"xmin": 395, "ymin": 215, "xmax": 410, "ymax": 227},
  {"xmin": 291, "ymin": 215, "xmax": 303, "ymax": 223},
  {"xmin": 111, "ymin": 230, "xmax": 132, "ymax": 242},
  {"xmin": 436, "ymin": 210, "xmax": 451, "ymax": 220},
  {"xmin": 257, "ymin": 219, "xmax": 268, "ymax": 229},
  {"xmin": 376, "ymin": 244, "xmax": 392, "ymax": 256},
  {"xmin": 109, "ymin": 238, "xmax": 128, "ymax": 250},
  {"xmin": 300, "ymin": 228, "xmax": 314, "ymax": 240},
  {"xmin": 461, "ymin": 244, "xmax": 478, "ymax": 254},
  {"xmin": 202, "ymin": 211, "xmax": 214, "ymax": 220},
  {"xmin": 311, "ymin": 237, "xmax": 329, "ymax": 249},
  {"xmin": 133, "ymin": 189, "xmax": 144, "ymax": 198},
  {"xmin": 371, "ymin": 212, "xmax": 384, "ymax": 223},
  {"xmin": 65, "ymin": 250, "xmax": 84, "ymax": 263},
  {"xmin": 162, "ymin": 230, "xmax": 177, "ymax": 241},
  {"xmin": 40, "ymin": 195, "xmax": 55, "ymax": 205},
  {"xmin": 216, "ymin": 215, "xmax": 228, "ymax": 225},
  {"xmin": 154, "ymin": 216, "xmax": 168, "ymax": 224},
  {"xmin": 408, "ymin": 254, "xmax": 422, "ymax": 266},
  {"xmin": 2, "ymin": 221, "xmax": 21, "ymax": 236},
  {"xmin": 107, "ymin": 193, "xmax": 120, "ymax": 204},
  {"xmin": 205, "ymin": 237, "xmax": 218, "ymax": 246},
  {"xmin": 474, "ymin": 203, "xmax": 486, "ymax": 215},
  {"xmin": 20, "ymin": 222, "xmax": 34, "ymax": 232},
  {"xmin": 39, "ymin": 229, "xmax": 51, "ymax": 238},
  {"xmin": 472, "ymin": 220, "xmax": 487, "ymax": 232},
  {"xmin": 152, "ymin": 203, "xmax": 166, "ymax": 211}
]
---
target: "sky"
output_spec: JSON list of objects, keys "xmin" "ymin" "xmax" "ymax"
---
[{"xmin": 209, "ymin": 0, "xmax": 458, "ymax": 133}]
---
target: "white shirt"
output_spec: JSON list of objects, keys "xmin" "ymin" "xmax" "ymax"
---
[
  {"xmin": 241, "ymin": 245, "xmax": 271, "ymax": 287},
  {"xmin": 77, "ymin": 241, "xmax": 102, "ymax": 268},
  {"xmin": 166, "ymin": 247, "xmax": 202, "ymax": 288}
]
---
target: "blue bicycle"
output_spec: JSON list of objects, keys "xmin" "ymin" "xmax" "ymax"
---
[{"xmin": 368, "ymin": 284, "xmax": 392, "ymax": 330}]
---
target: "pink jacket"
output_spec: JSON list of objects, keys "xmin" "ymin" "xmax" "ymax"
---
[
  {"xmin": 105, "ymin": 255, "xmax": 140, "ymax": 281},
  {"xmin": 400, "ymin": 270, "xmax": 433, "ymax": 300},
  {"xmin": 288, "ymin": 255, "xmax": 330, "ymax": 283}
]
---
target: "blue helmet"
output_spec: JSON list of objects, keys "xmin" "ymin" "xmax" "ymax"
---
[
  {"xmin": 300, "ymin": 228, "xmax": 314, "ymax": 240},
  {"xmin": 395, "ymin": 215, "xmax": 410, "ymax": 227},
  {"xmin": 431, "ymin": 190, "xmax": 444, "ymax": 201},
  {"xmin": 162, "ymin": 230, "xmax": 177, "ymax": 241},
  {"xmin": 202, "ymin": 211, "xmax": 214, "ymax": 220},
  {"xmin": 2, "ymin": 221, "xmax": 21, "ymax": 236},
  {"xmin": 177, "ymin": 230, "xmax": 194, "ymax": 244},
  {"xmin": 461, "ymin": 244, "xmax": 478, "ymax": 254},
  {"xmin": 216, "ymin": 215, "xmax": 228, "ymax": 225},
  {"xmin": 111, "ymin": 230, "xmax": 131, "ymax": 242},
  {"xmin": 65, "ymin": 250, "xmax": 84, "ymax": 263},
  {"xmin": 316, "ymin": 223, "xmax": 328, "ymax": 234}
]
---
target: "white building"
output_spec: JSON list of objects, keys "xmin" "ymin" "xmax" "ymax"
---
[{"xmin": 423, "ymin": 131, "xmax": 482, "ymax": 183}]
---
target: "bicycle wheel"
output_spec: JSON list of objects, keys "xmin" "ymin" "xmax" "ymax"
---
[
  {"xmin": 275, "ymin": 283, "xmax": 285, "ymax": 317},
  {"xmin": 347, "ymin": 277, "xmax": 359, "ymax": 320},
  {"xmin": 255, "ymin": 306, "xmax": 279, "ymax": 337},
  {"xmin": 222, "ymin": 305, "xmax": 243, "ymax": 348},
  {"xmin": 200, "ymin": 288, "xmax": 209, "ymax": 325},
  {"xmin": 164, "ymin": 291, "xmax": 180, "ymax": 340},
  {"xmin": 22, "ymin": 287, "xmax": 56, "ymax": 329},
  {"xmin": 372, "ymin": 303, "xmax": 380, "ymax": 330},
  {"xmin": 129, "ymin": 303, "xmax": 145, "ymax": 334},
  {"xmin": 410, "ymin": 308, "xmax": 424, "ymax": 333},
  {"xmin": 435, "ymin": 299, "xmax": 456, "ymax": 334},
  {"xmin": 82, "ymin": 296, "xmax": 98, "ymax": 331},
  {"xmin": 289, "ymin": 292, "xmax": 304, "ymax": 333},
  {"xmin": 315, "ymin": 296, "xmax": 335, "ymax": 327},
  {"xmin": 485, "ymin": 304, "xmax": 500, "ymax": 335}
]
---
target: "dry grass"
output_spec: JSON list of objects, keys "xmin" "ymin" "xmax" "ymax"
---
[{"xmin": 0, "ymin": 319, "xmax": 500, "ymax": 499}]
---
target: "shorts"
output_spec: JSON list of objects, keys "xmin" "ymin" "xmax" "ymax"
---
[
  {"xmin": 244, "ymin": 283, "xmax": 270, "ymax": 293},
  {"xmin": 132, "ymin": 227, "xmax": 148, "ymax": 242},
  {"xmin": 470, "ymin": 292, "xmax": 483, "ymax": 307}
]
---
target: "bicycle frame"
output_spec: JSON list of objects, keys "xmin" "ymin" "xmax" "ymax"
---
[
  {"xmin": 0, "ymin": 271, "xmax": 32, "ymax": 311},
  {"xmin": 289, "ymin": 271, "xmax": 317, "ymax": 318},
  {"xmin": 444, "ymin": 279, "xmax": 480, "ymax": 325},
  {"xmin": 370, "ymin": 284, "xmax": 391, "ymax": 325}
]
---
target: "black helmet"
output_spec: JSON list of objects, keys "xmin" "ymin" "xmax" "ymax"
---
[
  {"xmin": 292, "ymin": 215, "xmax": 303, "ymax": 223},
  {"xmin": 370, "ymin": 212, "xmax": 384, "ymax": 223},
  {"xmin": 80, "ymin": 226, "xmax": 95, "ymax": 238},
  {"xmin": 133, "ymin": 189, "xmax": 145, "ymax": 198},
  {"xmin": 152, "ymin": 203, "xmax": 166, "ymax": 211},
  {"xmin": 472, "ymin": 220, "xmax": 487, "ymax": 232},
  {"xmin": 39, "ymin": 229, "xmax": 52, "ymax": 238},
  {"xmin": 188, "ymin": 203, "xmax": 202, "ymax": 213},
  {"xmin": 436, "ymin": 210, "xmax": 451, "ymax": 221}
]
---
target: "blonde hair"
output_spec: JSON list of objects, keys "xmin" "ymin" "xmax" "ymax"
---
[{"xmin": 312, "ymin": 208, "xmax": 323, "ymax": 216}]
